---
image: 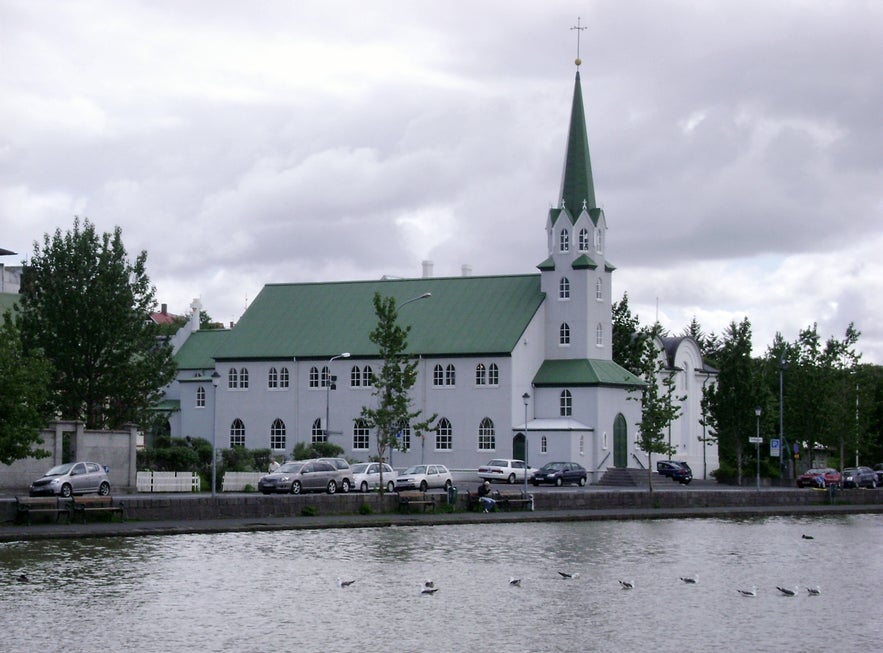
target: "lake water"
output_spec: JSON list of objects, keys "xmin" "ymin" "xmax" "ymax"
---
[{"xmin": 1, "ymin": 514, "xmax": 881, "ymax": 652}]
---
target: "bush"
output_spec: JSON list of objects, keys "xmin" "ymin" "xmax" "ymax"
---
[
  {"xmin": 358, "ymin": 503, "xmax": 372, "ymax": 515},
  {"xmin": 292, "ymin": 441, "xmax": 345, "ymax": 461},
  {"xmin": 301, "ymin": 505, "xmax": 318, "ymax": 517}
]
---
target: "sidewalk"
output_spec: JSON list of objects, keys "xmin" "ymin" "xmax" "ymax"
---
[{"xmin": 2, "ymin": 501, "xmax": 879, "ymax": 542}]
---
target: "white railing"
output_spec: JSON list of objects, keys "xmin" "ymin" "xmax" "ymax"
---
[
  {"xmin": 136, "ymin": 471, "xmax": 201, "ymax": 492},
  {"xmin": 222, "ymin": 471, "xmax": 264, "ymax": 492}
]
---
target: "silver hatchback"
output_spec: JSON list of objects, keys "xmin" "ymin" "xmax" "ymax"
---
[
  {"xmin": 257, "ymin": 460, "xmax": 344, "ymax": 495},
  {"xmin": 30, "ymin": 461, "xmax": 111, "ymax": 497}
]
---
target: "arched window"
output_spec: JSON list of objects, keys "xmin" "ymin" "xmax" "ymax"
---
[
  {"xmin": 312, "ymin": 417, "xmax": 326, "ymax": 443},
  {"xmin": 541, "ymin": 435, "xmax": 548, "ymax": 454},
  {"xmin": 350, "ymin": 366, "xmax": 361, "ymax": 387},
  {"xmin": 559, "ymin": 323, "xmax": 571, "ymax": 346},
  {"xmin": 595, "ymin": 277, "xmax": 603, "ymax": 301},
  {"xmin": 433, "ymin": 364, "xmax": 444, "ymax": 387},
  {"xmin": 228, "ymin": 368, "xmax": 238, "ymax": 389},
  {"xmin": 559, "ymin": 228, "xmax": 570, "ymax": 252},
  {"xmin": 363, "ymin": 366, "xmax": 374, "ymax": 387},
  {"xmin": 229, "ymin": 418, "xmax": 246, "ymax": 447},
  {"xmin": 353, "ymin": 419, "xmax": 370, "ymax": 450},
  {"xmin": 560, "ymin": 390, "xmax": 572, "ymax": 417},
  {"xmin": 595, "ymin": 228, "xmax": 603, "ymax": 252},
  {"xmin": 268, "ymin": 367, "xmax": 278, "ymax": 389},
  {"xmin": 397, "ymin": 421, "xmax": 412, "ymax": 451},
  {"xmin": 239, "ymin": 368, "xmax": 249, "ymax": 389},
  {"xmin": 488, "ymin": 363, "xmax": 499, "ymax": 386},
  {"xmin": 578, "ymin": 228, "xmax": 590, "ymax": 252},
  {"xmin": 321, "ymin": 366, "xmax": 331, "ymax": 388},
  {"xmin": 559, "ymin": 276, "xmax": 570, "ymax": 300},
  {"xmin": 596, "ymin": 323, "xmax": 603, "ymax": 347},
  {"xmin": 475, "ymin": 363, "xmax": 486, "ymax": 386},
  {"xmin": 309, "ymin": 366, "xmax": 320, "ymax": 388},
  {"xmin": 436, "ymin": 418, "xmax": 452, "ymax": 450},
  {"xmin": 196, "ymin": 386, "xmax": 205, "ymax": 408},
  {"xmin": 478, "ymin": 417, "xmax": 495, "ymax": 451},
  {"xmin": 579, "ymin": 433, "xmax": 585, "ymax": 455},
  {"xmin": 279, "ymin": 367, "xmax": 290, "ymax": 388},
  {"xmin": 445, "ymin": 364, "xmax": 456, "ymax": 386},
  {"xmin": 270, "ymin": 418, "xmax": 286, "ymax": 450}
]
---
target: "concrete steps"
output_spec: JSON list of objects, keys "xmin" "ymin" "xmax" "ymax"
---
[{"xmin": 597, "ymin": 467, "xmax": 650, "ymax": 487}]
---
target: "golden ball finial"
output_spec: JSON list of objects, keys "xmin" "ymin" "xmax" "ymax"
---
[{"xmin": 575, "ymin": 57, "xmax": 582, "ymax": 67}]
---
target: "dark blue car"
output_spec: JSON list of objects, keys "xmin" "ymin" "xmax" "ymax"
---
[{"xmin": 656, "ymin": 460, "xmax": 693, "ymax": 485}]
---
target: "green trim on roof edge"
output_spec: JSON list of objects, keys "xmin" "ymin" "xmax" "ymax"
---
[
  {"xmin": 533, "ymin": 359, "xmax": 645, "ymax": 388},
  {"xmin": 537, "ymin": 256, "xmax": 555, "ymax": 271},
  {"xmin": 571, "ymin": 254, "xmax": 597, "ymax": 270}
]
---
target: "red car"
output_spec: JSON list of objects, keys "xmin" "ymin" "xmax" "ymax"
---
[{"xmin": 796, "ymin": 467, "xmax": 842, "ymax": 488}]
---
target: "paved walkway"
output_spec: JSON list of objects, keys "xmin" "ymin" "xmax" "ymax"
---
[{"xmin": 2, "ymin": 501, "xmax": 879, "ymax": 542}]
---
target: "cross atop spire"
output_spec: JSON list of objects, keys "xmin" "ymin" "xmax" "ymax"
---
[{"xmin": 570, "ymin": 16, "xmax": 587, "ymax": 66}]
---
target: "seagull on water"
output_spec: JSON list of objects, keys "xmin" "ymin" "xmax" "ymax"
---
[
  {"xmin": 509, "ymin": 577, "xmax": 521, "ymax": 587},
  {"xmin": 421, "ymin": 586, "xmax": 439, "ymax": 595},
  {"xmin": 801, "ymin": 534, "xmax": 814, "ymax": 540},
  {"xmin": 337, "ymin": 578, "xmax": 356, "ymax": 588},
  {"xmin": 776, "ymin": 586, "xmax": 798, "ymax": 597},
  {"xmin": 619, "ymin": 580, "xmax": 635, "ymax": 590},
  {"xmin": 17, "ymin": 574, "xmax": 29, "ymax": 583},
  {"xmin": 679, "ymin": 575, "xmax": 698, "ymax": 584},
  {"xmin": 558, "ymin": 571, "xmax": 579, "ymax": 579},
  {"xmin": 806, "ymin": 586, "xmax": 821, "ymax": 596},
  {"xmin": 423, "ymin": 579, "xmax": 434, "ymax": 589},
  {"xmin": 737, "ymin": 586, "xmax": 757, "ymax": 597}
]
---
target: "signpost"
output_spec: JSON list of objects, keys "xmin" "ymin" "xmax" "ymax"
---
[
  {"xmin": 770, "ymin": 438, "xmax": 780, "ymax": 458},
  {"xmin": 749, "ymin": 436, "xmax": 763, "ymax": 444}
]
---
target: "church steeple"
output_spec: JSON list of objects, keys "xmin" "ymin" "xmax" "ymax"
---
[{"xmin": 558, "ymin": 69, "xmax": 596, "ymax": 218}]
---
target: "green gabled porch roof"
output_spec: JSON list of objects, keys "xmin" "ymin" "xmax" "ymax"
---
[
  {"xmin": 151, "ymin": 399, "xmax": 180, "ymax": 412},
  {"xmin": 214, "ymin": 275, "xmax": 545, "ymax": 361},
  {"xmin": 533, "ymin": 358, "xmax": 645, "ymax": 388},
  {"xmin": 571, "ymin": 254, "xmax": 597, "ymax": 270},
  {"xmin": 175, "ymin": 329, "xmax": 232, "ymax": 369}
]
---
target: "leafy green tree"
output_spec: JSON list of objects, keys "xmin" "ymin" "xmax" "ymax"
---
[
  {"xmin": 292, "ymin": 440, "xmax": 344, "ymax": 461},
  {"xmin": 360, "ymin": 293, "xmax": 435, "ymax": 493},
  {"xmin": 18, "ymin": 217, "xmax": 177, "ymax": 429},
  {"xmin": 0, "ymin": 311, "xmax": 53, "ymax": 464},
  {"xmin": 630, "ymin": 323, "xmax": 685, "ymax": 491},
  {"xmin": 612, "ymin": 292, "xmax": 648, "ymax": 375}
]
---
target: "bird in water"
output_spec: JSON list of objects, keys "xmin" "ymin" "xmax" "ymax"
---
[
  {"xmin": 17, "ymin": 574, "xmax": 29, "ymax": 583},
  {"xmin": 619, "ymin": 580, "xmax": 635, "ymax": 590},
  {"xmin": 558, "ymin": 571, "xmax": 579, "ymax": 579},
  {"xmin": 679, "ymin": 575, "xmax": 698, "ymax": 584},
  {"xmin": 423, "ymin": 579, "xmax": 434, "ymax": 589},
  {"xmin": 801, "ymin": 534, "xmax": 814, "ymax": 540},
  {"xmin": 776, "ymin": 586, "xmax": 797, "ymax": 597},
  {"xmin": 421, "ymin": 585, "xmax": 439, "ymax": 595},
  {"xmin": 337, "ymin": 578, "xmax": 356, "ymax": 588},
  {"xmin": 509, "ymin": 577, "xmax": 521, "ymax": 587},
  {"xmin": 806, "ymin": 586, "xmax": 821, "ymax": 596},
  {"xmin": 737, "ymin": 587, "xmax": 757, "ymax": 597}
]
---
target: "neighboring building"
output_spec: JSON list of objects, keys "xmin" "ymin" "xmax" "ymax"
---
[
  {"xmin": 162, "ymin": 63, "xmax": 718, "ymax": 480},
  {"xmin": 1, "ymin": 247, "xmax": 22, "ymax": 295}
]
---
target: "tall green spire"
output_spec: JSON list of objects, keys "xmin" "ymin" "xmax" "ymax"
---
[{"xmin": 559, "ymin": 70, "xmax": 596, "ymax": 219}]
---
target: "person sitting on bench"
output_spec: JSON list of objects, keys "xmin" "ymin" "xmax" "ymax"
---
[{"xmin": 478, "ymin": 480, "xmax": 496, "ymax": 512}]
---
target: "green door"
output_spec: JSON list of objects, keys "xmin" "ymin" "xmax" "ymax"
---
[
  {"xmin": 613, "ymin": 414, "xmax": 628, "ymax": 468},
  {"xmin": 513, "ymin": 433, "xmax": 526, "ymax": 462}
]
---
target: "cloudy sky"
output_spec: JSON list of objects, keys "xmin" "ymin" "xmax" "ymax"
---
[{"xmin": 2, "ymin": 0, "xmax": 881, "ymax": 362}]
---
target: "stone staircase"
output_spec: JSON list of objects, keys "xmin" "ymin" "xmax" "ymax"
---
[{"xmin": 596, "ymin": 467, "xmax": 650, "ymax": 487}]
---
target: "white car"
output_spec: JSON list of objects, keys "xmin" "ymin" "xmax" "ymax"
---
[
  {"xmin": 351, "ymin": 462, "xmax": 398, "ymax": 492},
  {"xmin": 394, "ymin": 464, "xmax": 453, "ymax": 492},
  {"xmin": 477, "ymin": 459, "xmax": 534, "ymax": 484}
]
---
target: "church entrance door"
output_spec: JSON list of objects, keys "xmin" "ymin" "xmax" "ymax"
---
[
  {"xmin": 613, "ymin": 414, "xmax": 628, "ymax": 468},
  {"xmin": 513, "ymin": 433, "xmax": 526, "ymax": 462}
]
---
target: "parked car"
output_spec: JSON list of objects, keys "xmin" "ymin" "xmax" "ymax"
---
[
  {"xmin": 351, "ymin": 462, "xmax": 398, "ymax": 492},
  {"xmin": 477, "ymin": 459, "xmax": 534, "ymax": 484},
  {"xmin": 29, "ymin": 462, "xmax": 111, "ymax": 497},
  {"xmin": 796, "ymin": 467, "xmax": 842, "ymax": 489},
  {"xmin": 656, "ymin": 460, "xmax": 693, "ymax": 485},
  {"xmin": 841, "ymin": 466, "xmax": 877, "ymax": 489},
  {"xmin": 874, "ymin": 464, "xmax": 883, "ymax": 487},
  {"xmin": 317, "ymin": 458, "xmax": 354, "ymax": 493},
  {"xmin": 531, "ymin": 461, "xmax": 588, "ymax": 487},
  {"xmin": 394, "ymin": 464, "xmax": 453, "ymax": 492},
  {"xmin": 258, "ymin": 460, "xmax": 343, "ymax": 494}
]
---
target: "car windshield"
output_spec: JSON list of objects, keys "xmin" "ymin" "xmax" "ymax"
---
[
  {"xmin": 278, "ymin": 463, "xmax": 302, "ymax": 473},
  {"xmin": 44, "ymin": 463, "xmax": 75, "ymax": 476},
  {"xmin": 404, "ymin": 466, "xmax": 426, "ymax": 475},
  {"xmin": 488, "ymin": 460, "xmax": 508, "ymax": 466},
  {"xmin": 351, "ymin": 464, "xmax": 369, "ymax": 474},
  {"xmin": 543, "ymin": 463, "xmax": 565, "ymax": 471}
]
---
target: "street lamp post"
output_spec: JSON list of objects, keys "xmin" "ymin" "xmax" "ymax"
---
[
  {"xmin": 210, "ymin": 371, "xmax": 220, "ymax": 498},
  {"xmin": 755, "ymin": 406, "xmax": 762, "ymax": 491},
  {"xmin": 325, "ymin": 352, "xmax": 350, "ymax": 441},
  {"xmin": 522, "ymin": 392, "xmax": 530, "ymax": 500},
  {"xmin": 779, "ymin": 354, "xmax": 788, "ymax": 480}
]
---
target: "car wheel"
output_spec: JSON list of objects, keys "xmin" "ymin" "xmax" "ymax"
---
[
  {"xmin": 419, "ymin": 480, "xmax": 428, "ymax": 492},
  {"xmin": 387, "ymin": 481, "xmax": 395, "ymax": 493},
  {"xmin": 327, "ymin": 480, "xmax": 337, "ymax": 494},
  {"xmin": 444, "ymin": 479, "xmax": 452, "ymax": 491},
  {"xmin": 290, "ymin": 481, "xmax": 302, "ymax": 495},
  {"xmin": 60, "ymin": 484, "xmax": 72, "ymax": 498},
  {"xmin": 578, "ymin": 476, "xmax": 587, "ymax": 487},
  {"xmin": 360, "ymin": 481, "xmax": 369, "ymax": 493},
  {"xmin": 507, "ymin": 473, "xmax": 516, "ymax": 484},
  {"xmin": 341, "ymin": 479, "xmax": 351, "ymax": 493},
  {"xmin": 98, "ymin": 482, "xmax": 110, "ymax": 496},
  {"xmin": 871, "ymin": 480, "xmax": 877, "ymax": 489},
  {"xmin": 555, "ymin": 477, "xmax": 563, "ymax": 487}
]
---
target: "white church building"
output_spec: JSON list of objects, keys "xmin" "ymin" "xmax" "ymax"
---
[{"xmin": 161, "ymin": 63, "xmax": 718, "ymax": 483}]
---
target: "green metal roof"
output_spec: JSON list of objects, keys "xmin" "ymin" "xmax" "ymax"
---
[
  {"xmin": 536, "ymin": 256, "xmax": 555, "ymax": 271},
  {"xmin": 557, "ymin": 70, "xmax": 596, "ymax": 224},
  {"xmin": 213, "ymin": 275, "xmax": 545, "ymax": 361},
  {"xmin": 571, "ymin": 254, "xmax": 598, "ymax": 270},
  {"xmin": 175, "ymin": 329, "xmax": 232, "ymax": 369},
  {"xmin": 533, "ymin": 358, "xmax": 645, "ymax": 388}
]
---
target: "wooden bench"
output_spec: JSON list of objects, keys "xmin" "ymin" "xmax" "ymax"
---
[
  {"xmin": 398, "ymin": 491, "xmax": 435, "ymax": 513},
  {"xmin": 16, "ymin": 496, "xmax": 71, "ymax": 525},
  {"xmin": 496, "ymin": 491, "xmax": 533, "ymax": 511},
  {"xmin": 71, "ymin": 495, "xmax": 125, "ymax": 523}
]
